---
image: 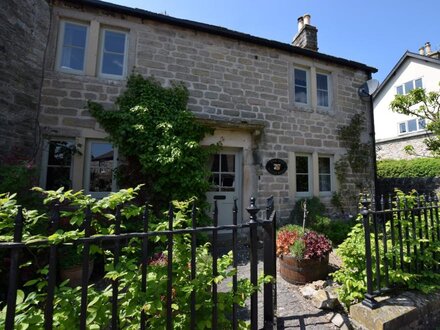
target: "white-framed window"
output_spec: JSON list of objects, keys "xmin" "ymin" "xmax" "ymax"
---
[
  {"xmin": 40, "ymin": 139, "xmax": 75, "ymax": 190},
  {"xmin": 318, "ymin": 156, "xmax": 332, "ymax": 192},
  {"xmin": 293, "ymin": 68, "xmax": 309, "ymax": 105},
  {"xmin": 84, "ymin": 141, "xmax": 118, "ymax": 198},
  {"xmin": 316, "ymin": 73, "xmax": 330, "ymax": 107},
  {"xmin": 295, "ymin": 155, "xmax": 312, "ymax": 196},
  {"xmin": 396, "ymin": 78, "xmax": 423, "ymax": 95},
  {"xmin": 57, "ymin": 21, "xmax": 88, "ymax": 73},
  {"xmin": 99, "ymin": 28, "xmax": 127, "ymax": 78},
  {"xmin": 398, "ymin": 118, "xmax": 426, "ymax": 134}
]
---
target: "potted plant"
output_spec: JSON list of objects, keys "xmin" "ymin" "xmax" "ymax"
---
[{"xmin": 276, "ymin": 225, "xmax": 332, "ymax": 284}]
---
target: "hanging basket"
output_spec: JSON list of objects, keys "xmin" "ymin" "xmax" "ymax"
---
[{"xmin": 278, "ymin": 254, "xmax": 329, "ymax": 285}]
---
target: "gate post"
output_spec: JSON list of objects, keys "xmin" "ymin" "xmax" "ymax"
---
[
  {"xmin": 246, "ymin": 197, "xmax": 260, "ymax": 330},
  {"xmin": 263, "ymin": 197, "xmax": 276, "ymax": 329}
]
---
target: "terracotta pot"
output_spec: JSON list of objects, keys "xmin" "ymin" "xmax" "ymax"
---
[
  {"xmin": 278, "ymin": 254, "xmax": 329, "ymax": 284},
  {"xmin": 60, "ymin": 261, "xmax": 94, "ymax": 287}
]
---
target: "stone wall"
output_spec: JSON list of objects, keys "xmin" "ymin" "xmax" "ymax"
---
[
  {"xmin": 0, "ymin": 0, "xmax": 50, "ymax": 163},
  {"xmin": 38, "ymin": 2, "xmax": 373, "ymax": 220},
  {"xmin": 377, "ymin": 134, "xmax": 431, "ymax": 160}
]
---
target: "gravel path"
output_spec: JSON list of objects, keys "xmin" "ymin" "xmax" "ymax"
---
[{"xmin": 229, "ymin": 246, "xmax": 343, "ymax": 329}]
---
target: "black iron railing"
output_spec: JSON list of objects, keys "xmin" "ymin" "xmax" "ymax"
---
[
  {"xmin": 361, "ymin": 193, "xmax": 440, "ymax": 309},
  {"xmin": 1, "ymin": 196, "xmax": 276, "ymax": 329}
]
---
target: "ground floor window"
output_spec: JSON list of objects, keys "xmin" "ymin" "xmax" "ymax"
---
[
  {"xmin": 84, "ymin": 141, "xmax": 118, "ymax": 198},
  {"xmin": 40, "ymin": 139, "xmax": 74, "ymax": 190}
]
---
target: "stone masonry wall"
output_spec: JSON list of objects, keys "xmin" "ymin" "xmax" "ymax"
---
[
  {"xmin": 39, "ymin": 3, "xmax": 373, "ymax": 219},
  {"xmin": 377, "ymin": 134, "xmax": 431, "ymax": 160},
  {"xmin": 0, "ymin": 0, "xmax": 50, "ymax": 163}
]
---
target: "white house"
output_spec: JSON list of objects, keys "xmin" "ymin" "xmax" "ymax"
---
[{"xmin": 373, "ymin": 43, "xmax": 440, "ymax": 159}]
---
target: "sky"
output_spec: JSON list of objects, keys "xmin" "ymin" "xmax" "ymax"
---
[{"xmin": 106, "ymin": 0, "xmax": 440, "ymax": 83}]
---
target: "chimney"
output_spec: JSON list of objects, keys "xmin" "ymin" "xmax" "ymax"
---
[
  {"xmin": 419, "ymin": 46, "xmax": 425, "ymax": 55},
  {"xmin": 292, "ymin": 14, "xmax": 318, "ymax": 52},
  {"xmin": 425, "ymin": 42, "xmax": 432, "ymax": 55}
]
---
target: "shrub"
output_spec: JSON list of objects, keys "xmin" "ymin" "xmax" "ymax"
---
[
  {"xmin": 377, "ymin": 158, "xmax": 440, "ymax": 178},
  {"xmin": 290, "ymin": 197, "xmax": 325, "ymax": 227},
  {"xmin": 311, "ymin": 216, "xmax": 355, "ymax": 246}
]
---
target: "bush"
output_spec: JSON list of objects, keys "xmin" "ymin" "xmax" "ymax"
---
[
  {"xmin": 311, "ymin": 216, "xmax": 355, "ymax": 246},
  {"xmin": 290, "ymin": 197, "xmax": 325, "ymax": 227},
  {"xmin": 377, "ymin": 158, "xmax": 440, "ymax": 178}
]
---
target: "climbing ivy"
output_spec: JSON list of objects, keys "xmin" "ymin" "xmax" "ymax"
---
[
  {"xmin": 334, "ymin": 114, "xmax": 372, "ymax": 210},
  {"xmin": 88, "ymin": 75, "xmax": 217, "ymax": 210}
]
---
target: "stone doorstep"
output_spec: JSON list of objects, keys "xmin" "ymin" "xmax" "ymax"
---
[{"xmin": 350, "ymin": 290, "xmax": 440, "ymax": 330}]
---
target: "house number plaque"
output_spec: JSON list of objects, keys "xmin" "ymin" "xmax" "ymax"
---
[{"xmin": 265, "ymin": 158, "xmax": 287, "ymax": 175}]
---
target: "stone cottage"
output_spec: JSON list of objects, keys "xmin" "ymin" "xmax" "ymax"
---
[{"xmin": 1, "ymin": 0, "xmax": 377, "ymax": 224}]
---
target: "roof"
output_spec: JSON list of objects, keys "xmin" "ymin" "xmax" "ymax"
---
[
  {"xmin": 374, "ymin": 51, "xmax": 440, "ymax": 97},
  {"xmin": 63, "ymin": 0, "xmax": 377, "ymax": 74}
]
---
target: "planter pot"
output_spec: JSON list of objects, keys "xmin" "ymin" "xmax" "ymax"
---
[
  {"xmin": 279, "ymin": 254, "xmax": 329, "ymax": 285},
  {"xmin": 60, "ymin": 260, "xmax": 94, "ymax": 287}
]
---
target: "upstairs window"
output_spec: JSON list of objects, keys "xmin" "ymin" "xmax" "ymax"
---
[
  {"xmin": 58, "ymin": 21, "xmax": 88, "ymax": 73},
  {"xmin": 99, "ymin": 29, "xmax": 127, "ymax": 77},
  {"xmin": 294, "ymin": 68, "xmax": 309, "ymax": 104},
  {"xmin": 316, "ymin": 73, "xmax": 330, "ymax": 107},
  {"xmin": 396, "ymin": 78, "xmax": 423, "ymax": 95},
  {"xmin": 398, "ymin": 118, "xmax": 426, "ymax": 134}
]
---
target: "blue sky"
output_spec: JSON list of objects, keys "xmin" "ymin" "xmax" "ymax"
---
[{"xmin": 106, "ymin": 0, "xmax": 440, "ymax": 82}]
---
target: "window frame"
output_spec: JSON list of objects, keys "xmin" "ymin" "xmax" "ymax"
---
[
  {"xmin": 293, "ymin": 67, "xmax": 310, "ymax": 106},
  {"xmin": 84, "ymin": 140, "xmax": 118, "ymax": 199},
  {"xmin": 56, "ymin": 20, "xmax": 89, "ymax": 74},
  {"xmin": 398, "ymin": 118, "xmax": 427, "ymax": 135},
  {"xmin": 396, "ymin": 78, "xmax": 423, "ymax": 95},
  {"xmin": 98, "ymin": 27, "xmax": 128, "ymax": 79},
  {"xmin": 295, "ymin": 154, "xmax": 312, "ymax": 197},
  {"xmin": 318, "ymin": 156, "xmax": 333, "ymax": 194},
  {"xmin": 316, "ymin": 72, "xmax": 331, "ymax": 108},
  {"xmin": 40, "ymin": 139, "xmax": 75, "ymax": 190}
]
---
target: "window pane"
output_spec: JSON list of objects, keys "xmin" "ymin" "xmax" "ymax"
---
[
  {"xmin": 318, "ymin": 157, "xmax": 330, "ymax": 174},
  {"xmin": 104, "ymin": 31, "xmax": 126, "ymax": 53},
  {"xmin": 396, "ymin": 85, "xmax": 404, "ymax": 95},
  {"xmin": 48, "ymin": 141, "xmax": 73, "ymax": 166},
  {"xmin": 221, "ymin": 174, "xmax": 235, "ymax": 191},
  {"xmin": 64, "ymin": 23, "xmax": 87, "ymax": 47},
  {"xmin": 319, "ymin": 175, "xmax": 331, "ymax": 192},
  {"xmin": 46, "ymin": 167, "xmax": 71, "ymax": 190},
  {"xmin": 399, "ymin": 123, "xmax": 406, "ymax": 133},
  {"xmin": 209, "ymin": 154, "xmax": 219, "ymax": 172},
  {"xmin": 297, "ymin": 175, "xmax": 309, "ymax": 192},
  {"xmin": 415, "ymin": 78, "xmax": 423, "ymax": 89},
  {"xmin": 220, "ymin": 154, "xmax": 235, "ymax": 172},
  {"xmin": 294, "ymin": 69, "xmax": 307, "ymax": 87},
  {"xmin": 317, "ymin": 90, "xmax": 329, "ymax": 107},
  {"xmin": 102, "ymin": 53, "xmax": 124, "ymax": 75},
  {"xmin": 418, "ymin": 118, "xmax": 426, "ymax": 129},
  {"xmin": 295, "ymin": 86, "xmax": 307, "ymax": 103},
  {"xmin": 61, "ymin": 46, "xmax": 85, "ymax": 71},
  {"xmin": 89, "ymin": 143, "xmax": 114, "ymax": 192},
  {"xmin": 296, "ymin": 156, "xmax": 308, "ymax": 173},
  {"xmin": 407, "ymin": 119, "xmax": 417, "ymax": 132},
  {"xmin": 404, "ymin": 81, "xmax": 414, "ymax": 93},
  {"xmin": 316, "ymin": 74, "xmax": 328, "ymax": 90}
]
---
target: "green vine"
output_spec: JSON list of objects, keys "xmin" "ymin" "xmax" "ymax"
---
[
  {"xmin": 334, "ymin": 114, "xmax": 372, "ymax": 210},
  {"xmin": 88, "ymin": 75, "xmax": 217, "ymax": 212}
]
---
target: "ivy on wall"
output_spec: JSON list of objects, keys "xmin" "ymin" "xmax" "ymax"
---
[{"xmin": 88, "ymin": 75, "xmax": 217, "ymax": 210}]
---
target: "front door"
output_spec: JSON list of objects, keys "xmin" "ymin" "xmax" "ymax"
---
[{"xmin": 206, "ymin": 150, "xmax": 242, "ymax": 226}]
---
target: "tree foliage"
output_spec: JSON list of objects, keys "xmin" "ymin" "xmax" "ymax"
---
[
  {"xmin": 390, "ymin": 82, "xmax": 440, "ymax": 156},
  {"xmin": 88, "ymin": 75, "xmax": 216, "ymax": 209}
]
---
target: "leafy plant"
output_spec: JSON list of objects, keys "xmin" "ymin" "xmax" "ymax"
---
[
  {"xmin": 377, "ymin": 158, "xmax": 440, "ymax": 178},
  {"xmin": 276, "ymin": 225, "xmax": 332, "ymax": 260},
  {"xmin": 311, "ymin": 216, "xmax": 355, "ymax": 246},
  {"xmin": 290, "ymin": 197, "xmax": 325, "ymax": 227},
  {"xmin": 88, "ymin": 75, "xmax": 218, "ymax": 212}
]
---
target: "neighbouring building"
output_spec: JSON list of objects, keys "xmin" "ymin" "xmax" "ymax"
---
[
  {"xmin": 373, "ymin": 43, "xmax": 440, "ymax": 160},
  {"xmin": 1, "ymin": 0, "xmax": 377, "ymax": 223}
]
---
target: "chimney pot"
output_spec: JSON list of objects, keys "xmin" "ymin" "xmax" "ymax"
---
[
  {"xmin": 303, "ymin": 14, "xmax": 311, "ymax": 25},
  {"xmin": 297, "ymin": 16, "xmax": 304, "ymax": 31},
  {"xmin": 425, "ymin": 42, "xmax": 432, "ymax": 55},
  {"xmin": 419, "ymin": 47, "xmax": 425, "ymax": 55}
]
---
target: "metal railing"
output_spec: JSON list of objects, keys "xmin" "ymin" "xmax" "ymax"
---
[
  {"xmin": 1, "ymin": 196, "xmax": 276, "ymax": 329},
  {"xmin": 361, "ymin": 193, "xmax": 440, "ymax": 308}
]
